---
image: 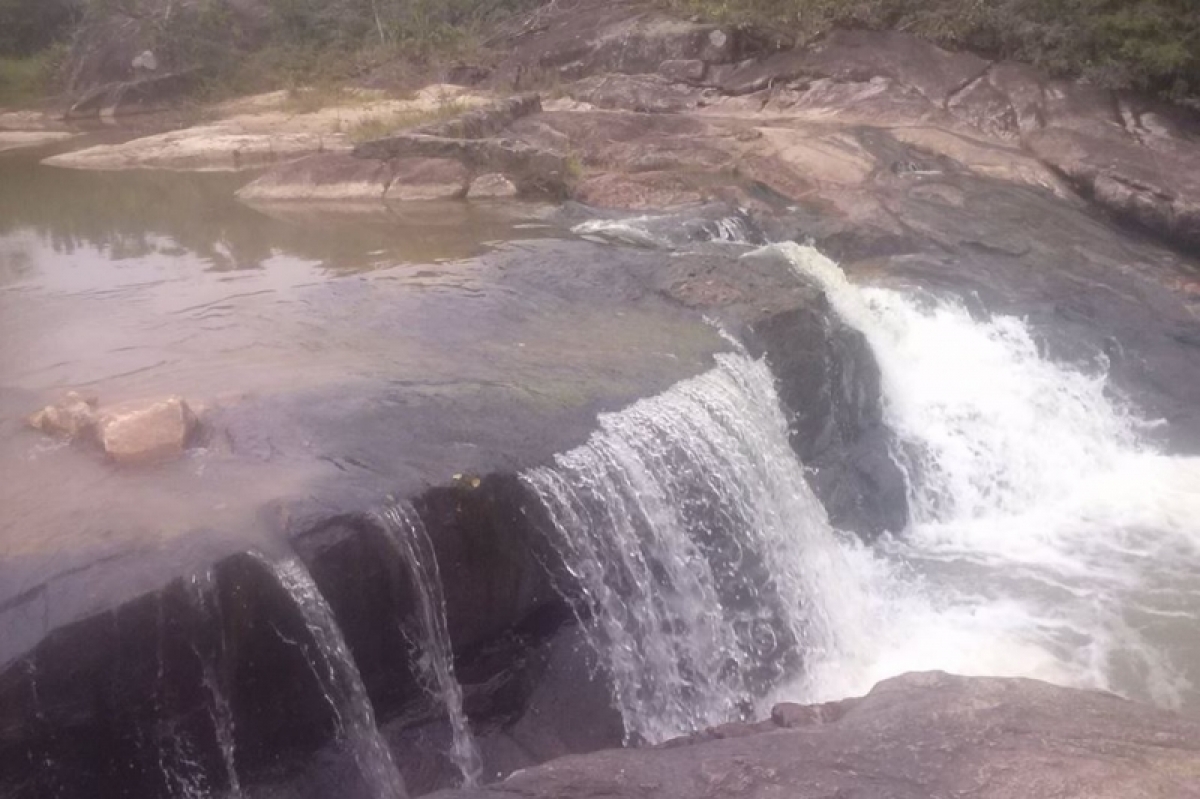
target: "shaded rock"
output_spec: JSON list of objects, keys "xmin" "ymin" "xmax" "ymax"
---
[
  {"xmin": 235, "ymin": 151, "xmax": 394, "ymax": 201},
  {"xmin": 386, "ymin": 158, "xmax": 473, "ymax": 201},
  {"xmin": 237, "ymin": 94, "xmax": 536, "ymax": 201},
  {"xmin": 239, "ymin": 152, "xmax": 471, "ymax": 202},
  {"xmin": 96, "ymin": 396, "xmax": 198, "ymax": 465},
  {"xmin": 0, "ymin": 552, "xmax": 370, "ymax": 799},
  {"xmin": 1028, "ymin": 125, "xmax": 1200, "ymax": 252},
  {"xmin": 803, "ymin": 29, "xmax": 991, "ymax": 105},
  {"xmin": 430, "ymin": 672, "xmax": 1200, "ymax": 799},
  {"xmin": 651, "ymin": 241, "xmax": 907, "ymax": 538},
  {"xmin": 27, "ymin": 392, "xmax": 98, "ymax": 440},
  {"xmin": 565, "ymin": 74, "xmax": 702, "ymax": 114},
  {"xmin": 574, "ymin": 171, "xmax": 707, "ymax": 210},
  {"xmin": 499, "ymin": 6, "xmax": 738, "ymax": 85},
  {"xmin": 411, "ymin": 93, "xmax": 542, "ymax": 139},
  {"xmin": 716, "ymin": 49, "xmax": 814, "ymax": 96},
  {"xmin": 353, "ymin": 134, "xmax": 570, "ymax": 198},
  {"xmin": 770, "ymin": 698, "xmax": 854, "ymax": 728},
  {"xmin": 658, "ymin": 59, "xmax": 706, "ymax": 84}
]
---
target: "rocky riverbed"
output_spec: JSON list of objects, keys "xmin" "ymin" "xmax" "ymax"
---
[{"xmin": 3, "ymin": 3, "xmax": 1200, "ymax": 799}]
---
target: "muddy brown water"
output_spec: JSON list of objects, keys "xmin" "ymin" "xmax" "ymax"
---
[{"xmin": 0, "ymin": 146, "xmax": 724, "ymax": 664}]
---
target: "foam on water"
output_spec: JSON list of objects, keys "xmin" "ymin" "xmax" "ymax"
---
[
  {"xmin": 527, "ymin": 240, "xmax": 1200, "ymax": 742},
  {"xmin": 768, "ymin": 242, "xmax": 1200, "ymax": 711},
  {"xmin": 523, "ymin": 352, "xmax": 870, "ymax": 743}
]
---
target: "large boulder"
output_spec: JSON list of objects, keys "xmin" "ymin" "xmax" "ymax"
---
[
  {"xmin": 96, "ymin": 396, "xmax": 198, "ymax": 465},
  {"xmin": 431, "ymin": 672, "xmax": 1200, "ymax": 799},
  {"xmin": 496, "ymin": 6, "xmax": 742, "ymax": 86}
]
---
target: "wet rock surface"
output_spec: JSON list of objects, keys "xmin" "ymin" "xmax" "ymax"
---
[
  {"xmin": 8, "ymin": 7, "xmax": 1200, "ymax": 799},
  {"xmin": 95, "ymin": 395, "xmax": 198, "ymax": 465},
  {"xmin": 0, "ymin": 234, "xmax": 896, "ymax": 798},
  {"xmin": 430, "ymin": 672, "xmax": 1200, "ymax": 799}
]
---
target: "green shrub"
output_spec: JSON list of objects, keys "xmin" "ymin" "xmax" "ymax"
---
[
  {"xmin": 0, "ymin": 0, "xmax": 79, "ymax": 58},
  {"xmin": 0, "ymin": 49, "xmax": 63, "ymax": 107},
  {"xmin": 671, "ymin": 0, "xmax": 1200, "ymax": 98}
]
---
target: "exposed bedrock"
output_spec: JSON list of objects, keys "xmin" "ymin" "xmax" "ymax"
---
[
  {"xmin": 430, "ymin": 671, "xmax": 1200, "ymax": 799},
  {"xmin": 0, "ymin": 237, "xmax": 903, "ymax": 797}
]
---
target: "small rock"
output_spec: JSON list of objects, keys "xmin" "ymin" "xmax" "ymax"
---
[
  {"xmin": 27, "ymin": 392, "xmax": 99, "ymax": 440},
  {"xmin": 771, "ymin": 700, "xmax": 849, "ymax": 728},
  {"xmin": 131, "ymin": 50, "xmax": 158, "ymax": 73},
  {"xmin": 96, "ymin": 396, "xmax": 198, "ymax": 465},
  {"xmin": 467, "ymin": 173, "xmax": 518, "ymax": 199}
]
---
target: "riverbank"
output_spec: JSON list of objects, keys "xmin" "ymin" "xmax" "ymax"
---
[{"xmin": 3, "ymin": 3, "xmax": 1200, "ymax": 799}]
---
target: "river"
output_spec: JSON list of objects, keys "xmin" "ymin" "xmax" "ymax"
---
[{"xmin": 3, "ymin": 139, "xmax": 1200, "ymax": 796}]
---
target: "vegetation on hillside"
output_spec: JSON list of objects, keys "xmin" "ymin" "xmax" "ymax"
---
[
  {"xmin": 2, "ymin": 1, "xmax": 1198, "ymax": 105},
  {"xmin": 672, "ymin": 0, "xmax": 1200, "ymax": 98},
  {"xmin": 0, "ymin": 0, "xmax": 536, "ymax": 103}
]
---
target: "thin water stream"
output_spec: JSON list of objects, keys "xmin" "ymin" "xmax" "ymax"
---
[
  {"xmin": 377, "ymin": 504, "xmax": 482, "ymax": 787},
  {"xmin": 267, "ymin": 556, "xmax": 407, "ymax": 799}
]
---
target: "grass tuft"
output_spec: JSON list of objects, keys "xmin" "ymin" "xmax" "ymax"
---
[{"xmin": 346, "ymin": 98, "xmax": 473, "ymax": 143}]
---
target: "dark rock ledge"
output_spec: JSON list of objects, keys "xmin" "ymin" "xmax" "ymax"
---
[{"xmin": 0, "ymin": 238, "xmax": 904, "ymax": 799}]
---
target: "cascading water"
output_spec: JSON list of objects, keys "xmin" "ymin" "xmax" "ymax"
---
[
  {"xmin": 526, "ymin": 239, "xmax": 1200, "ymax": 743},
  {"xmin": 185, "ymin": 571, "xmax": 242, "ymax": 799},
  {"xmin": 522, "ymin": 352, "xmax": 874, "ymax": 743},
  {"xmin": 376, "ymin": 503, "xmax": 482, "ymax": 787},
  {"xmin": 266, "ymin": 556, "xmax": 407, "ymax": 799},
  {"xmin": 766, "ymin": 242, "xmax": 1200, "ymax": 712}
]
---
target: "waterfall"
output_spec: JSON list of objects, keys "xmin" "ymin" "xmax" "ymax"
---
[
  {"xmin": 185, "ymin": 571, "xmax": 242, "ymax": 799},
  {"xmin": 765, "ymin": 242, "xmax": 1200, "ymax": 711},
  {"xmin": 376, "ymin": 504, "xmax": 482, "ymax": 787},
  {"xmin": 522, "ymin": 352, "xmax": 875, "ymax": 743},
  {"xmin": 525, "ymin": 239, "xmax": 1200, "ymax": 740},
  {"xmin": 266, "ymin": 556, "xmax": 407, "ymax": 799}
]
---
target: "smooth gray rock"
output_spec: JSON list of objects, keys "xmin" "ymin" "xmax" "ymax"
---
[{"xmin": 430, "ymin": 672, "xmax": 1200, "ymax": 799}]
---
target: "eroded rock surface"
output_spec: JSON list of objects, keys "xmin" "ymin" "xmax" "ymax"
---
[
  {"xmin": 44, "ymin": 86, "xmax": 492, "ymax": 172},
  {"xmin": 27, "ymin": 392, "xmax": 98, "ymax": 440},
  {"xmin": 431, "ymin": 672, "xmax": 1200, "ymax": 799},
  {"xmin": 0, "ymin": 237, "xmax": 903, "ymax": 798},
  {"xmin": 96, "ymin": 396, "xmax": 198, "ymax": 465}
]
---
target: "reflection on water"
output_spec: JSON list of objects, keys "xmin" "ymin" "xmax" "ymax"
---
[
  {"xmin": 0, "ymin": 150, "xmax": 722, "ymax": 643},
  {"xmin": 0, "ymin": 149, "xmax": 558, "ymax": 399},
  {"xmin": 0, "ymin": 149, "xmax": 560, "ymax": 623},
  {"xmin": 0, "ymin": 148, "xmax": 552, "ymax": 279}
]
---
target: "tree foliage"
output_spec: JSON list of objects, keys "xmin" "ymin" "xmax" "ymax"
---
[
  {"xmin": 674, "ymin": 0, "xmax": 1200, "ymax": 97},
  {"xmin": 0, "ymin": 0, "xmax": 80, "ymax": 57}
]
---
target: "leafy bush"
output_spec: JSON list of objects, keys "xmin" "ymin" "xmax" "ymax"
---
[
  {"xmin": 0, "ymin": 49, "xmax": 64, "ymax": 106},
  {"xmin": 0, "ymin": 0, "xmax": 79, "ymax": 57},
  {"xmin": 672, "ymin": 0, "xmax": 1200, "ymax": 98}
]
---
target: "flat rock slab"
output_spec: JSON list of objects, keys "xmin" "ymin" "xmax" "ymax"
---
[
  {"xmin": 432, "ymin": 671, "xmax": 1200, "ymax": 799},
  {"xmin": 0, "ymin": 131, "xmax": 75, "ymax": 153},
  {"xmin": 42, "ymin": 85, "xmax": 493, "ymax": 172},
  {"xmin": 0, "ymin": 238, "xmax": 736, "ymax": 665}
]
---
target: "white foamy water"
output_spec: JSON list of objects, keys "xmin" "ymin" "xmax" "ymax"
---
[
  {"xmin": 266, "ymin": 557, "xmax": 407, "ymax": 799},
  {"xmin": 523, "ymin": 353, "xmax": 871, "ymax": 743},
  {"xmin": 376, "ymin": 503, "xmax": 482, "ymax": 787},
  {"xmin": 522, "ymin": 240, "xmax": 1200, "ymax": 743},
  {"xmin": 769, "ymin": 243, "xmax": 1200, "ymax": 713}
]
